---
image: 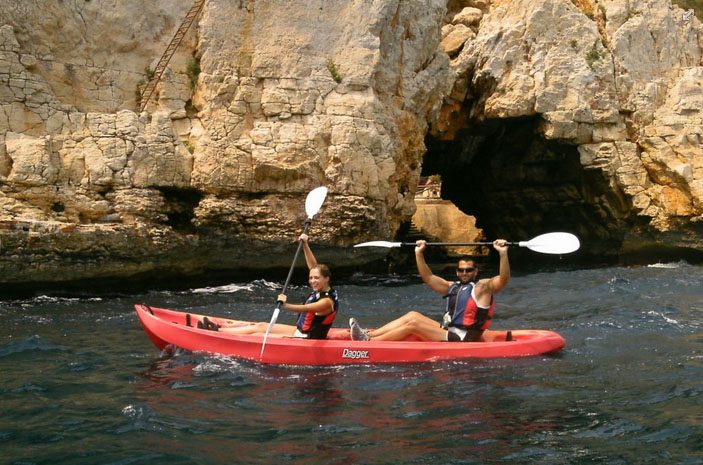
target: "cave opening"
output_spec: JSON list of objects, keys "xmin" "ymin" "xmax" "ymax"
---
[
  {"xmin": 418, "ymin": 116, "xmax": 633, "ymax": 265},
  {"xmin": 157, "ymin": 186, "xmax": 203, "ymax": 233}
]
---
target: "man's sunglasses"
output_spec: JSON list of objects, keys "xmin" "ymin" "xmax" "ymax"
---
[{"xmin": 457, "ymin": 267, "xmax": 476, "ymax": 273}]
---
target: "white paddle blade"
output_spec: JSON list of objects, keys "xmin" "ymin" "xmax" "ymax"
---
[
  {"xmin": 305, "ymin": 186, "xmax": 328, "ymax": 219},
  {"xmin": 354, "ymin": 241, "xmax": 403, "ymax": 248},
  {"xmin": 260, "ymin": 307, "xmax": 280, "ymax": 359},
  {"xmin": 519, "ymin": 232, "xmax": 580, "ymax": 254}
]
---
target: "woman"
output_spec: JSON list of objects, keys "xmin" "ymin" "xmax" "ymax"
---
[{"xmin": 207, "ymin": 234, "xmax": 339, "ymax": 339}]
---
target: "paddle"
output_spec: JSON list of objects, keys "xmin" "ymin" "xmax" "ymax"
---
[
  {"xmin": 260, "ymin": 186, "xmax": 328, "ymax": 359},
  {"xmin": 354, "ymin": 232, "xmax": 580, "ymax": 255}
]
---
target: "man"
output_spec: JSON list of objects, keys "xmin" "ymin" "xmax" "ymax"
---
[{"xmin": 350, "ymin": 238, "xmax": 510, "ymax": 342}]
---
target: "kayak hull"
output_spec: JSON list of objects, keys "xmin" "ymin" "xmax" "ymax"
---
[{"xmin": 135, "ymin": 304, "xmax": 565, "ymax": 365}]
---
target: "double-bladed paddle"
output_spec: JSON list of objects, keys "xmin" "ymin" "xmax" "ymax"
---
[
  {"xmin": 354, "ymin": 232, "xmax": 580, "ymax": 254},
  {"xmin": 260, "ymin": 186, "xmax": 328, "ymax": 359}
]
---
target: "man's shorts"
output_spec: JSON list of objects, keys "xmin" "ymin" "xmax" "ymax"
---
[
  {"xmin": 293, "ymin": 328, "xmax": 309, "ymax": 338},
  {"xmin": 446, "ymin": 326, "xmax": 483, "ymax": 342}
]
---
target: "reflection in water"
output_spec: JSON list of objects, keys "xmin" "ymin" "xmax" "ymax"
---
[{"xmin": 133, "ymin": 353, "xmax": 570, "ymax": 464}]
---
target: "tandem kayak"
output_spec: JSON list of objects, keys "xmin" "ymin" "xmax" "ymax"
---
[{"xmin": 135, "ymin": 304, "xmax": 565, "ymax": 365}]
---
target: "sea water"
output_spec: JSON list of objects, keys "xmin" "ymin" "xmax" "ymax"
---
[{"xmin": 1, "ymin": 263, "xmax": 702, "ymax": 464}]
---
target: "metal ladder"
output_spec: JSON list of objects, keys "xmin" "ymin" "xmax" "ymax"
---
[{"xmin": 139, "ymin": 0, "xmax": 206, "ymax": 112}]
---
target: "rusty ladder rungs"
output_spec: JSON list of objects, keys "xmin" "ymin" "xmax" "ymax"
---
[{"xmin": 139, "ymin": 0, "xmax": 206, "ymax": 112}]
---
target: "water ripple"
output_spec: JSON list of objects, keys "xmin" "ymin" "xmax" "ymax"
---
[{"xmin": 0, "ymin": 335, "xmax": 67, "ymax": 358}]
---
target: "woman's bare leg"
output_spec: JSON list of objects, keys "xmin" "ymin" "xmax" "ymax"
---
[{"xmin": 219, "ymin": 322, "xmax": 297, "ymax": 337}]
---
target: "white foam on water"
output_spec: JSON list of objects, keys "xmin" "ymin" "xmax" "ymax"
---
[
  {"xmin": 189, "ymin": 279, "xmax": 281, "ymax": 294},
  {"xmin": 190, "ymin": 283, "xmax": 254, "ymax": 294},
  {"xmin": 646, "ymin": 310, "xmax": 680, "ymax": 326},
  {"xmin": 647, "ymin": 263, "xmax": 680, "ymax": 269}
]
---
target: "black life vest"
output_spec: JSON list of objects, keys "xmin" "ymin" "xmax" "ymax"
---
[
  {"xmin": 444, "ymin": 282, "xmax": 493, "ymax": 331},
  {"xmin": 295, "ymin": 289, "xmax": 339, "ymax": 339}
]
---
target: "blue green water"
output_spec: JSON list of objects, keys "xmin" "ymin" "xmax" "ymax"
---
[{"xmin": 1, "ymin": 263, "xmax": 702, "ymax": 464}]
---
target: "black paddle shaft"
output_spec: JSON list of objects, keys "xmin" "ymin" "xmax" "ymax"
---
[
  {"xmin": 278, "ymin": 219, "xmax": 312, "ymax": 301},
  {"xmin": 402, "ymin": 241, "xmax": 517, "ymax": 246}
]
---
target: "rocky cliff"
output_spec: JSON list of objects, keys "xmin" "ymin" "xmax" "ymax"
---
[
  {"xmin": 426, "ymin": 0, "xmax": 703, "ymax": 261},
  {"xmin": 1, "ymin": 0, "xmax": 702, "ymax": 285}
]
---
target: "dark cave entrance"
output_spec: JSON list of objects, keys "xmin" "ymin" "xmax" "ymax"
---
[
  {"xmin": 157, "ymin": 186, "xmax": 203, "ymax": 233},
  {"xmin": 418, "ymin": 116, "xmax": 634, "ymax": 264}
]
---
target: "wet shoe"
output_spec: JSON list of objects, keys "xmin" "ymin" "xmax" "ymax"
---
[
  {"xmin": 349, "ymin": 317, "xmax": 370, "ymax": 341},
  {"xmin": 203, "ymin": 317, "xmax": 219, "ymax": 332}
]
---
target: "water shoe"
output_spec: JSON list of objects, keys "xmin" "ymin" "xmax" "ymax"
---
[{"xmin": 349, "ymin": 317, "xmax": 370, "ymax": 341}]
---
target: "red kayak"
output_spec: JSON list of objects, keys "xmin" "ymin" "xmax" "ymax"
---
[{"xmin": 135, "ymin": 304, "xmax": 565, "ymax": 365}]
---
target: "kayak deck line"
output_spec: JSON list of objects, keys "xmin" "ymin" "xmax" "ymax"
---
[{"xmin": 135, "ymin": 304, "xmax": 566, "ymax": 365}]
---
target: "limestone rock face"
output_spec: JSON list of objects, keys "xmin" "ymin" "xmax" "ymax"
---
[
  {"xmin": 0, "ymin": 0, "xmax": 452, "ymax": 283},
  {"xmin": 1, "ymin": 0, "xmax": 702, "ymax": 285},
  {"xmin": 412, "ymin": 199, "xmax": 484, "ymax": 256},
  {"xmin": 429, "ymin": 0, "xmax": 703, "ymax": 258}
]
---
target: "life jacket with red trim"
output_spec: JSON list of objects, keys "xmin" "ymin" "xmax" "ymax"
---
[
  {"xmin": 444, "ymin": 282, "xmax": 493, "ymax": 331},
  {"xmin": 295, "ymin": 289, "xmax": 339, "ymax": 339}
]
